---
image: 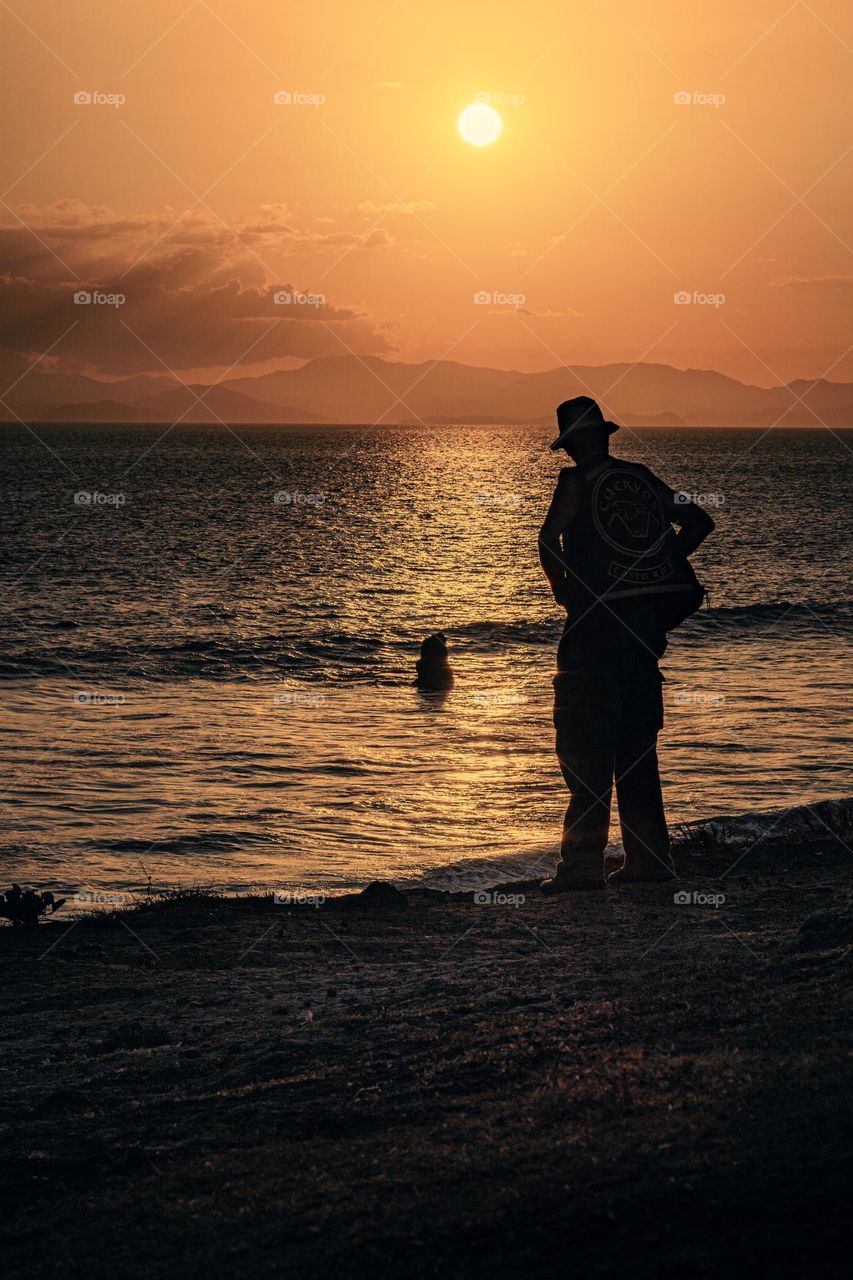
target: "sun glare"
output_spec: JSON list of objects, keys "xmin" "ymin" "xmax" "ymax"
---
[{"xmin": 458, "ymin": 102, "xmax": 502, "ymax": 147}]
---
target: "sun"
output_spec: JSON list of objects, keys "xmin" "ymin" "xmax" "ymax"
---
[{"xmin": 458, "ymin": 102, "xmax": 502, "ymax": 147}]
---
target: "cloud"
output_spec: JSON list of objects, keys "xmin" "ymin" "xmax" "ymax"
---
[
  {"xmin": 302, "ymin": 225, "xmax": 396, "ymax": 249},
  {"xmin": 479, "ymin": 303, "xmax": 582, "ymax": 320},
  {"xmin": 0, "ymin": 202, "xmax": 392, "ymax": 377},
  {"xmin": 357, "ymin": 200, "xmax": 438, "ymax": 215}
]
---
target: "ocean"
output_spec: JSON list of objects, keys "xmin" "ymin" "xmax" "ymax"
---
[{"xmin": 2, "ymin": 423, "xmax": 851, "ymax": 900}]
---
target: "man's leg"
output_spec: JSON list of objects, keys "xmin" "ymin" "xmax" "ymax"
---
[
  {"xmin": 609, "ymin": 648, "xmax": 674, "ymax": 882},
  {"xmin": 611, "ymin": 733, "xmax": 674, "ymax": 881},
  {"xmin": 542, "ymin": 669, "xmax": 616, "ymax": 892}
]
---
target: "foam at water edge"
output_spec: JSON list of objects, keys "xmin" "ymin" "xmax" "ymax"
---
[
  {"xmin": 402, "ymin": 840, "xmax": 624, "ymax": 892},
  {"xmin": 403, "ymin": 797, "xmax": 853, "ymax": 891}
]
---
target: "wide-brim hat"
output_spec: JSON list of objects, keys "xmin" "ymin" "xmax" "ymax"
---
[{"xmin": 549, "ymin": 396, "xmax": 620, "ymax": 450}]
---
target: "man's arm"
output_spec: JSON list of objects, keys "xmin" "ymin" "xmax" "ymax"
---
[
  {"xmin": 659, "ymin": 485, "xmax": 715, "ymax": 558},
  {"xmin": 538, "ymin": 469, "xmax": 581, "ymax": 607}
]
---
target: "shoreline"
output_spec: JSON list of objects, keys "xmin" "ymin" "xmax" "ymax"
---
[
  {"xmin": 2, "ymin": 816, "xmax": 852, "ymax": 1277},
  {"xmin": 15, "ymin": 794, "xmax": 853, "ymax": 916}
]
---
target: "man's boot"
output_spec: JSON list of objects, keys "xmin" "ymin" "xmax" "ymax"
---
[
  {"xmin": 607, "ymin": 851, "xmax": 675, "ymax": 884},
  {"xmin": 540, "ymin": 858, "xmax": 605, "ymax": 893}
]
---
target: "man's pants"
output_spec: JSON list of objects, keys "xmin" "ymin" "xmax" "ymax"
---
[{"xmin": 554, "ymin": 610, "xmax": 670, "ymax": 874}]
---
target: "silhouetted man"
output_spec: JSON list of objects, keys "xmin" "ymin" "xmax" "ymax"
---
[{"xmin": 538, "ymin": 397, "xmax": 715, "ymax": 893}]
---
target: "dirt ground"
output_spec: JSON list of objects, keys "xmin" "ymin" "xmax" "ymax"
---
[{"xmin": 1, "ymin": 832, "xmax": 852, "ymax": 1279}]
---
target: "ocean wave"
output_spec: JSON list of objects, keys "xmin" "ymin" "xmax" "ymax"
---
[
  {"xmin": 1, "ymin": 599, "xmax": 848, "ymax": 681},
  {"xmin": 0, "ymin": 631, "xmax": 393, "ymax": 683},
  {"xmin": 449, "ymin": 601, "xmax": 853, "ymax": 647},
  {"xmin": 87, "ymin": 830, "xmax": 275, "ymax": 855},
  {"xmin": 676, "ymin": 795, "xmax": 853, "ymax": 848},
  {"xmin": 447, "ymin": 619, "xmax": 561, "ymax": 648},
  {"xmin": 690, "ymin": 600, "xmax": 853, "ymax": 628}
]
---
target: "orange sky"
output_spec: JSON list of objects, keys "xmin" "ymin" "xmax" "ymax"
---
[{"xmin": 2, "ymin": 0, "xmax": 853, "ymax": 387}]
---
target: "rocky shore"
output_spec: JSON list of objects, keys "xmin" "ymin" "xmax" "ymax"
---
[{"xmin": 1, "ymin": 825, "xmax": 852, "ymax": 1278}]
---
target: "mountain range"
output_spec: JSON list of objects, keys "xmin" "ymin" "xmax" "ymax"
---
[{"xmin": 3, "ymin": 356, "xmax": 852, "ymax": 427}]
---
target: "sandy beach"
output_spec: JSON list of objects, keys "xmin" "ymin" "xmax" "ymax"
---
[{"xmin": 2, "ymin": 819, "xmax": 851, "ymax": 1279}]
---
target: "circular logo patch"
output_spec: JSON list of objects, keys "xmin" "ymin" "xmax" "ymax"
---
[
  {"xmin": 592, "ymin": 467, "xmax": 666, "ymax": 553},
  {"xmin": 590, "ymin": 466, "xmax": 673, "ymax": 593}
]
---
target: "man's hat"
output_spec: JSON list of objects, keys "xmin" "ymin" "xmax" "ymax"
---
[{"xmin": 549, "ymin": 396, "xmax": 620, "ymax": 451}]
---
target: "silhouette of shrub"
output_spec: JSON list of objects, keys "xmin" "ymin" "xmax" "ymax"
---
[{"xmin": 0, "ymin": 884, "xmax": 67, "ymax": 927}]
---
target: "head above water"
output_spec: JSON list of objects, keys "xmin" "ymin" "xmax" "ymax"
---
[
  {"xmin": 415, "ymin": 631, "xmax": 454, "ymax": 693},
  {"xmin": 419, "ymin": 631, "xmax": 449, "ymax": 663},
  {"xmin": 549, "ymin": 396, "xmax": 619, "ymax": 462}
]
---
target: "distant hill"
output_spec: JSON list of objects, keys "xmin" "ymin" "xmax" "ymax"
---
[
  {"xmin": 24, "ymin": 385, "xmax": 323, "ymax": 425},
  {"xmin": 4, "ymin": 356, "xmax": 852, "ymax": 427}
]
